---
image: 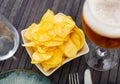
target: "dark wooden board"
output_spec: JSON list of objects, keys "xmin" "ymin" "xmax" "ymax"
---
[{"xmin": 0, "ymin": 0, "xmax": 120, "ymax": 84}]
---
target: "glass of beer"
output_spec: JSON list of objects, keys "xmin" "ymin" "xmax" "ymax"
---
[{"xmin": 82, "ymin": 0, "xmax": 120, "ymax": 71}]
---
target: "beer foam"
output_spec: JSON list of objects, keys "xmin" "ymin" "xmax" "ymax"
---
[{"xmin": 83, "ymin": 0, "xmax": 120, "ymax": 38}]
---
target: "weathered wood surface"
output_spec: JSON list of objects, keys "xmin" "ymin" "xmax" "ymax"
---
[{"xmin": 0, "ymin": 0, "xmax": 120, "ymax": 84}]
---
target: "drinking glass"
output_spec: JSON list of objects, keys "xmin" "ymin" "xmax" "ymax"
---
[
  {"xmin": 82, "ymin": 0, "xmax": 119, "ymax": 71},
  {"xmin": 0, "ymin": 15, "xmax": 19, "ymax": 61}
]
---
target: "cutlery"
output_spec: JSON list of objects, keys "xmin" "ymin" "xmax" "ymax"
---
[
  {"xmin": 69, "ymin": 72, "xmax": 80, "ymax": 84},
  {"xmin": 84, "ymin": 69, "xmax": 92, "ymax": 84}
]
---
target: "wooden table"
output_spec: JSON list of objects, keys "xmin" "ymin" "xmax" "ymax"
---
[{"xmin": 0, "ymin": 0, "xmax": 120, "ymax": 84}]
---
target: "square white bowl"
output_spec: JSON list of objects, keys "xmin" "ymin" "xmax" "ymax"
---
[{"xmin": 21, "ymin": 29, "xmax": 89, "ymax": 76}]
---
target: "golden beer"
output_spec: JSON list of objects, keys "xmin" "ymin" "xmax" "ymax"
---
[
  {"xmin": 82, "ymin": 16, "xmax": 120, "ymax": 48},
  {"xmin": 82, "ymin": 0, "xmax": 120, "ymax": 48},
  {"xmin": 82, "ymin": 0, "xmax": 120, "ymax": 71}
]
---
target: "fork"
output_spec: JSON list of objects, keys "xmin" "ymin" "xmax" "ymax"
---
[{"xmin": 69, "ymin": 73, "xmax": 80, "ymax": 84}]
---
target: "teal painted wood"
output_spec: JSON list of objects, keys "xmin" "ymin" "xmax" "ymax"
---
[{"xmin": 0, "ymin": 70, "xmax": 53, "ymax": 84}]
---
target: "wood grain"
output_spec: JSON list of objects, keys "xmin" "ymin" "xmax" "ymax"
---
[{"xmin": 0, "ymin": 0, "xmax": 120, "ymax": 84}]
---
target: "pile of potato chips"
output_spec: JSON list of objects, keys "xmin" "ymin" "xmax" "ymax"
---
[{"xmin": 22, "ymin": 9, "xmax": 85, "ymax": 71}]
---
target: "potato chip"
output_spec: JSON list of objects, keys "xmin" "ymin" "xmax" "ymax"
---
[
  {"xmin": 41, "ymin": 49, "xmax": 63, "ymax": 71},
  {"xmin": 24, "ymin": 23, "xmax": 36, "ymax": 41},
  {"xmin": 53, "ymin": 35, "xmax": 70, "ymax": 42},
  {"xmin": 37, "ymin": 46, "xmax": 46, "ymax": 53},
  {"xmin": 54, "ymin": 13, "xmax": 75, "ymax": 26},
  {"xmin": 47, "ymin": 30, "xmax": 56, "ymax": 37},
  {"xmin": 22, "ymin": 42, "xmax": 36, "ymax": 47},
  {"xmin": 73, "ymin": 28, "xmax": 85, "ymax": 49},
  {"xmin": 43, "ymin": 46, "xmax": 56, "ymax": 52},
  {"xmin": 31, "ymin": 51, "xmax": 53, "ymax": 63},
  {"xmin": 54, "ymin": 23, "xmax": 73, "ymax": 38},
  {"xmin": 37, "ymin": 46, "xmax": 56, "ymax": 53},
  {"xmin": 42, "ymin": 40, "xmax": 63, "ymax": 47},
  {"xmin": 54, "ymin": 13, "xmax": 75, "ymax": 38},
  {"xmin": 41, "ymin": 9, "xmax": 54, "ymax": 23},
  {"xmin": 59, "ymin": 39, "xmax": 78, "ymax": 58},
  {"xmin": 22, "ymin": 9, "xmax": 86, "ymax": 71}
]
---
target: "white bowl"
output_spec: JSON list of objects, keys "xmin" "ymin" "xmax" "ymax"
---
[{"xmin": 21, "ymin": 29, "xmax": 89, "ymax": 76}]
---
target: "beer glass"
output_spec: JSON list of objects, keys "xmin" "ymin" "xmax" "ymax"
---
[{"xmin": 82, "ymin": 0, "xmax": 120, "ymax": 71}]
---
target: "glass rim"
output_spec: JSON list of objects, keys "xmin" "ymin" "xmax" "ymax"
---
[{"xmin": 0, "ymin": 14, "xmax": 19, "ymax": 61}]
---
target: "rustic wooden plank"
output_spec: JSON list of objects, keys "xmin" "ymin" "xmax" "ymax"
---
[
  {"xmin": 9, "ymin": 0, "xmax": 26, "ymax": 69},
  {"xmin": 116, "ymin": 51, "xmax": 120, "ymax": 84},
  {"xmin": 12, "ymin": 0, "xmax": 29, "ymax": 28},
  {"xmin": 14, "ymin": 0, "xmax": 35, "ymax": 68},
  {"xmin": 115, "ymin": 49, "xmax": 120, "ymax": 84},
  {"xmin": 100, "ymin": 71, "xmax": 110, "ymax": 84},
  {"xmin": 17, "ymin": 0, "xmax": 42, "ymax": 70},
  {"xmin": 100, "ymin": 49, "xmax": 119, "ymax": 84},
  {"xmin": 33, "ymin": 0, "xmax": 48, "ymax": 23},
  {"xmin": 108, "ymin": 65, "xmax": 118, "ymax": 84},
  {"xmin": 51, "ymin": 0, "xmax": 61, "ymax": 13},
  {"xmin": 69, "ymin": 58, "xmax": 81, "ymax": 73},
  {"xmin": 76, "ymin": 0, "xmax": 85, "ymax": 27},
  {"xmin": 25, "ymin": 0, "xmax": 42, "ymax": 27},
  {"xmin": 23, "ymin": 0, "xmax": 44, "ymax": 70},
  {"xmin": 31, "ymin": 0, "xmax": 54, "ymax": 70},
  {"xmin": 8, "ymin": 0, "xmax": 24, "ymax": 23},
  {"xmin": 1, "ymin": 0, "xmax": 120, "ymax": 84},
  {"xmin": 0, "ymin": 0, "xmax": 10, "ymax": 73},
  {"xmin": 107, "ymin": 50, "xmax": 119, "ymax": 84},
  {"xmin": 48, "ymin": 67, "xmax": 63, "ymax": 84},
  {"xmin": 17, "ymin": 49, "xmax": 28, "ymax": 69},
  {"xmin": 65, "ymin": 0, "xmax": 84, "ymax": 80},
  {"xmin": 92, "ymin": 70, "xmax": 102, "ymax": 84},
  {"xmin": 1, "ymin": 58, "xmax": 13, "ymax": 72},
  {"xmin": 70, "ymin": 0, "xmax": 81, "ymax": 20},
  {"xmin": 58, "ymin": 63, "xmax": 71, "ymax": 84},
  {"xmin": 30, "ymin": 0, "xmax": 54, "ymax": 70},
  {"xmin": 55, "ymin": 0, "xmax": 74, "ymax": 84},
  {"xmin": 83, "ymin": 40, "xmax": 102, "ymax": 84},
  {"xmin": 11, "ymin": 47, "xmax": 25, "ymax": 69},
  {"xmin": 0, "ymin": 0, "xmax": 4, "ymax": 7},
  {"xmin": 0, "ymin": 61, "xmax": 5, "ymax": 72},
  {"xmin": 10, "ymin": 46, "xmax": 24, "ymax": 69},
  {"xmin": 67, "ymin": 0, "xmax": 84, "ymax": 74},
  {"xmin": 77, "ymin": 56, "xmax": 87, "ymax": 84},
  {"xmin": 51, "ymin": 0, "xmax": 84, "ymax": 83},
  {"xmin": 66, "ymin": 58, "xmax": 81, "ymax": 84},
  {"xmin": 33, "ymin": 0, "xmax": 53, "ymax": 24},
  {"xmin": 64, "ymin": 0, "xmax": 74, "ymax": 15},
  {"xmin": 2, "ymin": 0, "xmax": 16, "ymax": 18},
  {"xmin": 17, "ymin": 0, "xmax": 34, "ymax": 32},
  {"xmin": 32, "ymin": 0, "xmax": 44, "ymax": 23},
  {"xmin": 116, "ymin": 63, "xmax": 120, "ymax": 84},
  {"xmin": 47, "ymin": 1, "xmax": 64, "ymax": 83},
  {"xmin": 57, "ymin": 0, "xmax": 68, "ymax": 13},
  {"xmin": 45, "ymin": 0, "xmax": 54, "ymax": 12},
  {"xmin": 32, "ymin": 65, "xmax": 40, "ymax": 72},
  {"xmin": 14, "ymin": 2, "xmax": 34, "ymax": 68},
  {"xmin": 9, "ymin": 0, "xmax": 26, "ymax": 70},
  {"xmin": 0, "ymin": 0, "xmax": 17, "ymax": 72},
  {"xmin": 24, "ymin": 56, "xmax": 33, "ymax": 69},
  {"xmin": 0, "ymin": 0, "xmax": 10, "ymax": 14}
]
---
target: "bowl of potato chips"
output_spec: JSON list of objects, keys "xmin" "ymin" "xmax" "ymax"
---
[{"xmin": 21, "ymin": 9, "xmax": 89, "ymax": 76}]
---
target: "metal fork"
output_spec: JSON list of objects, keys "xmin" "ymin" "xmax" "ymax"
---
[{"xmin": 69, "ymin": 73, "xmax": 80, "ymax": 84}]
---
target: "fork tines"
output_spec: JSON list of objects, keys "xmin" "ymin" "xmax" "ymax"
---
[{"xmin": 69, "ymin": 73, "xmax": 80, "ymax": 84}]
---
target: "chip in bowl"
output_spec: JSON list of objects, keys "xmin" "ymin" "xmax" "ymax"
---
[{"xmin": 21, "ymin": 9, "xmax": 89, "ymax": 76}]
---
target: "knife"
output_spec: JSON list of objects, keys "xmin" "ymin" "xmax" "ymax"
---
[{"xmin": 84, "ymin": 69, "xmax": 92, "ymax": 84}]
